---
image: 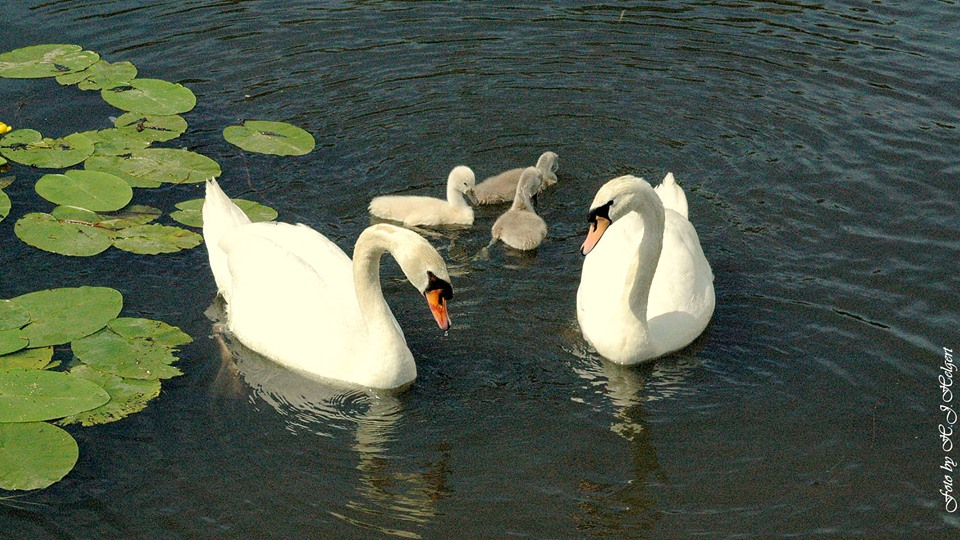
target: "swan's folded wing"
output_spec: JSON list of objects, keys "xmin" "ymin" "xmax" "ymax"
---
[{"xmin": 654, "ymin": 173, "xmax": 689, "ymax": 219}]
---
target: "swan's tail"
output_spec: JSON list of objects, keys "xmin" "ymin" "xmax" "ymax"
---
[
  {"xmin": 203, "ymin": 178, "xmax": 252, "ymax": 300},
  {"xmin": 654, "ymin": 172, "xmax": 689, "ymax": 218}
]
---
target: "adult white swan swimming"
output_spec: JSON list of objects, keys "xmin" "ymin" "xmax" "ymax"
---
[
  {"xmin": 202, "ymin": 179, "xmax": 454, "ymax": 390},
  {"xmin": 576, "ymin": 174, "xmax": 714, "ymax": 364}
]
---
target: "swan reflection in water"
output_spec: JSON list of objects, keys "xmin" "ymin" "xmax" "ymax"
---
[
  {"xmin": 564, "ymin": 329, "xmax": 705, "ymax": 535},
  {"xmin": 209, "ymin": 308, "xmax": 450, "ymax": 539}
]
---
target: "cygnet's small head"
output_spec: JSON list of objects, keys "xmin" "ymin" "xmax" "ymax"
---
[
  {"xmin": 581, "ymin": 175, "xmax": 657, "ymax": 255},
  {"xmin": 536, "ymin": 151, "xmax": 559, "ymax": 174},
  {"xmin": 516, "ymin": 167, "xmax": 544, "ymax": 199},
  {"xmin": 448, "ymin": 165, "xmax": 479, "ymax": 205}
]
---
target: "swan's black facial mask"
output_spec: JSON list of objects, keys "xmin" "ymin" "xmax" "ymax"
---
[
  {"xmin": 425, "ymin": 272, "xmax": 453, "ymax": 301},
  {"xmin": 581, "ymin": 201, "xmax": 613, "ymax": 256},
  {"xmin": 425, "ymin": 272, "xmax": 453, "ymax": 331}
]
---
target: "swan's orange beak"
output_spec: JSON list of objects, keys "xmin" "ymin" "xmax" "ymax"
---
[
  {"xmin": 426, "ymin": 289, "xmax": 451, "ymax": 331},
  {"xmin": 580, "ymin": 216, "xmax": 611, "ymax": 255}
]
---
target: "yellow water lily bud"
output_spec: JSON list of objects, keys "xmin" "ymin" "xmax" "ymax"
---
[{"xmin": 0, "ymin": 121, "xmax": 11, "ymax": 135}]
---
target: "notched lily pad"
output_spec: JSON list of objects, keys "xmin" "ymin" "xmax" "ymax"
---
[
  {"xmin": 35, "ymin": 169, "xmax": 133, "ymax": 212},
  {"xmin": 0, "ymin": 368, "xmax": 110, "ymax": 423},
  {"xmin": 0, "ymin": 129, "xmax": 95, "ymax": 168},
  {"xmin": 56, "ymin": 59, "xmax": 137, "ymax": 90},
  {"xmin": 0, "ymin": 189, "xmax": 9, "ymax": 223},
  {"xmin": 171, "ymin": 197, "xmax": 278, "ymax": 228},
  {"xmin": 97, "ymin": 205, "xmax": 162, "ymax": 230},
  {"xmin": 112, "ymin": 224, "xmax": 203, "ymax": 254},
  {"xmin": 0, "ymin": 422, "xmax": 79, "ymax": 491},
  {"xmin": 57, "ymin": 365, "xmax": 161, "ymax": 427},
  {"xmin": 72, "ymin": 329, "xmax": 182, "ymax": 380},
  {"xmin": 104, "ymin": 148, "xmax": 221, "ymax": 185},
  {"xmin": 0, "ymin": 44, "xmax": 99, "ymax": 79},
  {"xmin": 85, "ymin": 155, "xmax": 162, "ymax": 188},
  {"xmin": 108, "ymin": 318, "xmax": 192, "ymax": 348},
  {"xmin": 15, "ymin": 212, "xmax": 113, "ymax": 257},
  {"xmin": 80, "ymin": 128, "xmax": 151, "ymax": 157},
  {"xmin": 223, "ymin": 120, "xmax": 315, "ymax": 156},
  {"xmin": 113, "ymin": 113, "xmax": 187, "ymax": 143},
  {"xmin": 101, "ymin": 78, "xmax": 196, "ymax": 116},
  {"xmin": 10, "ymin": 286, "xmax": 123, "ymax": 348},
  {"xmin": 0, "ymin": 347, "xmax": 55, "ymax": 370}
]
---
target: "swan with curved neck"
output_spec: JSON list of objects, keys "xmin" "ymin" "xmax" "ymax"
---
[
  {"xmin": 490, "ymin": 166, "xmax": 548, "ymax": 250},
  {"xmin": 368, "ymin": 165, "xmax": 478, "ymax": 227},
  {"xmin": 475, "ymin": 151, "xmax": 559, "ymax": 205},
  {"xmin": 577, "ymin": 174, "xmax": 714, "ymax": 364},
  {"xmin": 203, "ymin": 179, "xmax": 453, "ymax": 389}
]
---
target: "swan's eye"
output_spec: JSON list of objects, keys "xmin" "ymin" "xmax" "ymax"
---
[
  {"xmin": 587, "ymin": 201, "xmax": 613, "ymax": 224},
  {"xmin": 426, "ymin": 271, "xmax": 453, "ymax": 300}
]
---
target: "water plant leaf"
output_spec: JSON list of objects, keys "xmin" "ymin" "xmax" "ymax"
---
[
  {"xmin": 84, "ymin": 155, "xmax": 161, "ymax": 188},
  {"xmin": 101, "ymin": 78, "xmax": 196, "ymax": 116},
  {"xmin": 50, "ymin": 205, "xmax": 101, "ymax": 224},
  {"xmin": 108, "ymin": 318, "xmax": 192, "ymax": 348},
  {"xmin": 97, "ymin": 205, "xmax": 162, "ymax": 230},
  {"xmin": 170, "ymin": 197, "xmax": 278, "ymax": 228},
  {"xmin": 90, "ymin": 148, "xmax": 221, "ymax": 186},
  {"xmin": 81, "ymin": 128, "xmax": 151, "ymax": 157},
  {"xmin": 0, "ymin": 422, "xmax": 78, "ymax": 491},
  {"xmin": 0, "ymin": 300, "xmax": 30, "ymax": 332},
  {"xmin": 72, "ymin": 329, "xmax": 182, "ymax": 380},
  {"xmin": 111, "ymin": 224, "xmax": 203, "ymax": 254},
  {"xmin": 223, "ymin": 120, "xmax": 315, "ymax": 156},
  {"xmin": 0, "ymin": 190, "xmax": 8, "ymax": 223},
  {"xmin": 15, "ymin": 212, "xmax": 113, "ymax": 257},
  {"xmin": 35, "ymin": 170, "xmax": 133, "ymax": 212},
  {"xmin": 10, "ymin": 287, "xmax": 123, "ymax": 348},
  {"xmin": 0, "ymin": 330, "xmax": 28, "ymax": 356},
  {"xmin": 0, "ymin": 44, "xmax": 99, "ymax": 79},
  {"xmin": 57, "ymin": 365, "xmax": 161, "ymax": 427},
  {"xmin": 113, "ymin": 113, "xmax": 187, "ymax": 143},
  {"xmin": 0, "ymin": 347, "xmax": 54, "ymax": 370},
  {"xmin": 56, "ymin": 59, "xmax": 137, "ymax": 91},
  {"xmin": 0, "ymin": 368, "xmax": 110, "ymax": 423},
  {"xmin": 0, "ymin": 129, "xmax": 94, "ymax": 168}
]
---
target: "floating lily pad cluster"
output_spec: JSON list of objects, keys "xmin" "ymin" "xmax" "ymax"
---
[
  {"xmin": 0, "ymin": 43, "xmax": 308, "ymax": 492},
  {"xmin": 0, "ymin": 287, "xmax": 191, "ymax": 491},
  {"xmin": 0, "ymin": 43, "xmax": 305, "ymax": 256}
]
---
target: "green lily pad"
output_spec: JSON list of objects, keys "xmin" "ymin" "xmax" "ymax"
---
[
  {"xmin": 90, "ymin": 148, "xmax": 220, "ymax": 186},
  {"xmin": 223, "ymin": 120, "xmax": 315, "ymax": 156},
  {"xmin": 170, "ymin": 197, "xmax": 278, "ymax": 228},
  {"xmin": 56, "ymin": 59, "xmax": 137, "ymax": 90},
  {"xmin": 35, "ymin": 169, "xmax": 133, "ymax": 212},
  {"xmin": 57, "ymin": 365, "xmax": 161, "ymax": 427},
  {"xmin": 0, "ymin": 44, "xmax": 99, "ymax": 79},
  {"xmin": 101, "ymin": 78, "xmax": 196, "ymax": 116},
  {"xmin": 15, "ymin": 212, "xmax": 113, "ymax": 257},
  {"xmin": 85, "ymin": 155, "xmax": 161, "ymax": 188},
  {"xmin": 0, "ymin": 347, "xmax": 55, "ymax": 370},
  {"xmin": 50, "ymin": 205, "xmax": 101, "ymax": 224},
  {"xmin": 0, "ymin": 329, "xmax": 28, "ymax": 356},
  {"xmin": 0, "ymin": 422, "xmax": 79, "ymax": 491},
  {"xmin": 111, "ymin": 224, "xmax": 203, "ymax": 254},
  {"xmin": 0, "ymin": 368, "xmax": 110, "ymax": 423},
  {"xmin": 81, "ymin": 128, "xmax": 151, "ymax": 157},
  {"xmin": 97, "ymin": 205, "xmax": 162, "ymax": 230},
  {"xmin": 113, "ymin": 113, "xmax": 188, "ymax": 143},
  {"xmin": 0, "ymin": 300, "xmax": 30, "ymax": 332},
  {"xmin": 0, "ymin": 129, "xmax": 95, "ymax": 168},
  {"xmin": 108, "ymin": 318, "xmax": 192, "ymax": 348},
  {"xmin": 0, "ymin": 190, "xmax": 9, "ymax": 223},
  {"xmin": 72, "ymin": 329, "xmax": 182, "ymax": 380},
  {"xmin": 10, "ymin": 287, "xmax": 123, "ymax": 348}
]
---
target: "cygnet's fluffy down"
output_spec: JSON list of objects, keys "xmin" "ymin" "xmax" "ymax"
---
[
  {"xmin": 474, "ymin": 151, "xmax": 559, "ymax": 204},
  {"xmin": 490, "ymin": 167, "xmax": 547, "ymax": 250},
  {"xmin": 369, "ymin": 165, "xmax": 478, "ymax": 227}
]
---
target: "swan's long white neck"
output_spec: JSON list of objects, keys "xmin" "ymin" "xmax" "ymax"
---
[
  {"xmin": 352, "ymin": 228, "xmax": 415, "ymax": 383},
  {"xmin": 446, "ymin": 183, "xmax": 470, "ymax": 208},
  {"xmin": 616, "ymin": 188, "xmax": 666, "ymax": 354}
]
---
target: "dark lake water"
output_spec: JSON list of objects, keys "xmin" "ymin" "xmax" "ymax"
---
[{"xmin": 2, "ymin": 1, "xmax": 958, "ymax": 538}]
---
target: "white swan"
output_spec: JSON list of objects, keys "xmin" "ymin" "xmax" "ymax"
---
[
  {"xmin": 576, "ymin": 174, "xmax": 714, "ymax": 364},
  {"xmin": 203, "ymin": 179, "xmax": 454, "ymax": 390},
  {"xmin": 474, "ymin": 151, "xmax": 559, "ymax": 204},
  {"xmin": 490, "ymin": 167, "xmax": 548, "ymax": 250},
  {"xmin": 368, "ymin": 165, "xmax": 478, "ymax": 227}
]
